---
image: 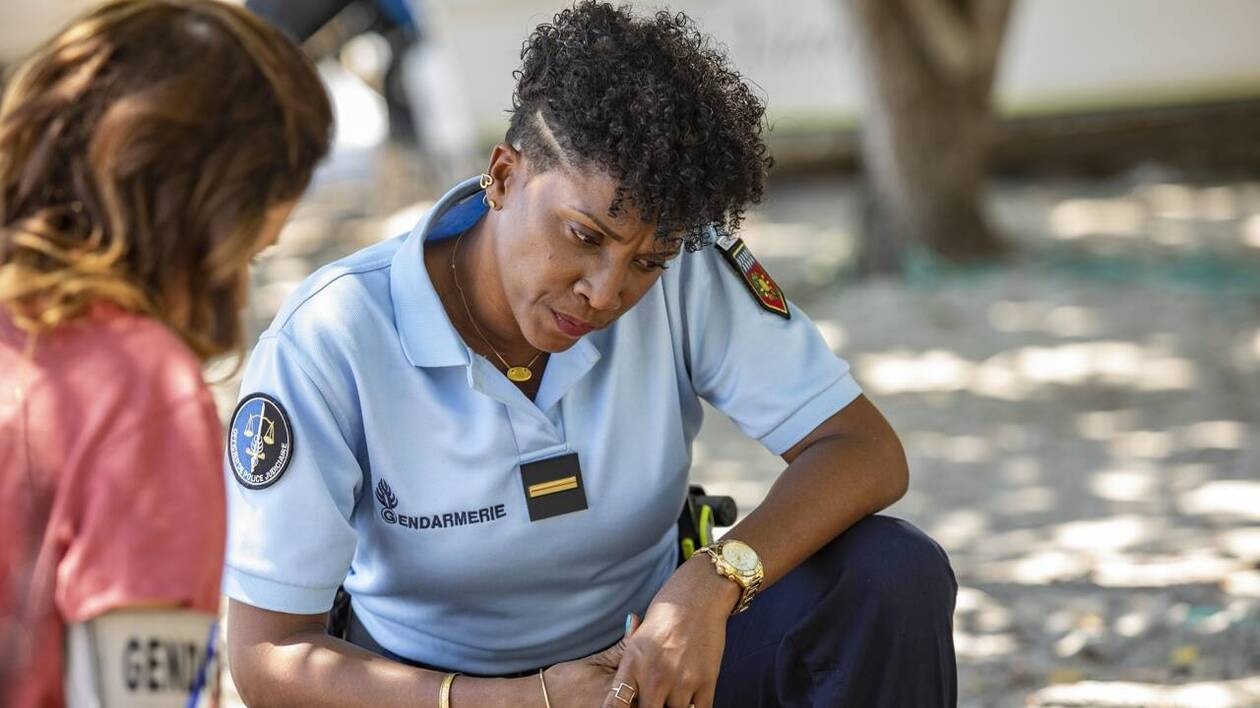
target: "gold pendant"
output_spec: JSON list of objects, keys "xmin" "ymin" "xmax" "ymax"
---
[{"xmin": 507, "ymin": 366, "xmax": 533, "ymax": 383}]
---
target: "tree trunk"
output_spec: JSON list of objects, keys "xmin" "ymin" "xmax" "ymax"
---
[{"xmin": 846, "ymin": 0, "xmax": 1014, "ymax": 274}]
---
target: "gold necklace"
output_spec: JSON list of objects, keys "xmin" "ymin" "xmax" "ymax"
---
[{"xmin": 450, "ymin": 231, "xmax": 542, "ymax": 383}]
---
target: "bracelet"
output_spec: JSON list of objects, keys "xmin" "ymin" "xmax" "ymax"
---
[
  {"xmin": 538, "ymin": 668, "xmax": 552, "ymax": 708},
  {"xmin": 439, "ymin": 672, "xmax": 460, "ymax": 708}
]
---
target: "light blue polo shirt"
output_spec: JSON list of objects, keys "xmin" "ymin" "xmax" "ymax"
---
[{"xmin": 223, "ymin": 176, "xmax": 862, "ymax": 675}]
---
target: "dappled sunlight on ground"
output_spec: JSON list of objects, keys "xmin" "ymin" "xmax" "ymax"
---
[
  {"xmin": 1009, "ymin": 177, "xmax": 1260, "ymax": 260},
  {"xmin": 686, "ymin": 173, "xmax": 1260, "ymax": 704},
  {"xmin": 988, "ymin": 302, "xmax": 1104, "ymax": 337},
  {"xmin": 1031, "ymin": 677, "xmax": 1260, "ymax": 707},
  {"xmin": 1244, "ymin": 216, "xmax": 1260, "ymax": 249},
  {"xmin": 1052, "ymin": 198, "xmax": 1147, "ymax": 239},
  {"xmin": 858, "ymin": 341, "xmax": 1199, "ymax": 398},
  {"xmin": 1181, "ymin": 481, "xmax": 1260, "ymax": 520}
]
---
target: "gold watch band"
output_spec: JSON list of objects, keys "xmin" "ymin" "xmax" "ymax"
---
[
  {"xmin": 697, "ymin": 543, "xmax": 762, "ymax": 614},
  {"xmin": 732, "ymin": 574, "xmax": 761, "ymax": 614}
]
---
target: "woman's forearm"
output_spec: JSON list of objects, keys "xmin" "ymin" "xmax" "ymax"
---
[
  {"xmin": 230, "ymin": 627, "xmax": 542, "ymax": 708},
  {"xmin": 723, "ymin": 430, "xmax": 908, "ymax": 590}
]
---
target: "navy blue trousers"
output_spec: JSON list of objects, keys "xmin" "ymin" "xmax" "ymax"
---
[
  {"xmin": 348, "ymin": 515, "xmax": 957, "ymax": 706},
  {"xmin": 713, "ymin": 515, "xmax": 958, "ymax": 707}
]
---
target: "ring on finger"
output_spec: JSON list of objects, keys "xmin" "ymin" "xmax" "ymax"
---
[{"xmin": 610, "ymin": 682, "xmax": 637, "ymax": 704}]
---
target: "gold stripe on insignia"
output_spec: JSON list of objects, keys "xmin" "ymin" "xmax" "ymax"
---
[{"xmin": 528, "ymin": 476, "xmax": 579, "ymax": 498}]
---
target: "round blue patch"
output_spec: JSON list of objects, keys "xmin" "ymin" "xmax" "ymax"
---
[{"xmin": 228, "ymin": 393, "xmax": 294, "ymax": 490}]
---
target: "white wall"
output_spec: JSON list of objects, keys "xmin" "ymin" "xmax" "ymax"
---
[
  {"xmin": 999, "ymin": 0, "xmax": 1260, "ymax": 111},
  {"xmin": 0, "ymin": 0, "xmax": 246, "ymax": 64},
  {"xmin": 0, "ymin": 1, "xmax": 97, "ymax": 63},
  {"xmin": 3, "ymin": 0, "xmax": 1258, "ymax": 132},
  {"xmin": 422, "ymin": 0, "xmax": 1260, "ymax": 138}
]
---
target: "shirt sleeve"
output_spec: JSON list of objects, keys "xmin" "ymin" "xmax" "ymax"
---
[
  {"xmin": 672, "ymin": 239, "xmax": 863, "ymax": 455},
  {"xmin": 56, "ymin": 372, "xmax": 226, "ymax": 623},
  {"xmin": 222, "ymin": 331, "xmax": 363, "ymax": 615}
]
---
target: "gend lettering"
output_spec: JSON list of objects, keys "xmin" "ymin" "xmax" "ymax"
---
[{"xmin": 122, "ymin": 636, "xmax": 205, "ymax": 693}]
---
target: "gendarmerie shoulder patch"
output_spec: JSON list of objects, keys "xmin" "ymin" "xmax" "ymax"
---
[
  {"xmin": 228, "ymin": 393, "xmax": 294, "ymax": 490},
  {"xmin": 715, "ymin": 231, "xmax": 790, "ymax": 319}
]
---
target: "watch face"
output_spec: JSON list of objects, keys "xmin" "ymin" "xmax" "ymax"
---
[{"xmin": 721, "ymin": 541, "xmax": 759, "ymax": 574}]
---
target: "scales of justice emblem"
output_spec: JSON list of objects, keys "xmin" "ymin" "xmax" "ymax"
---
[
  {"xmin": 244, "ymin": 404, "xmax": 275, "ymax": 472},
  {"xmin": 228, "ymin": 393, "xmax": 293, "ymax": 489}
]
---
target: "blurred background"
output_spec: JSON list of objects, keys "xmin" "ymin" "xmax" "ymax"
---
[{"xmin": 4, "ymin": 0, "xmax": 1259, "ymax": 705}]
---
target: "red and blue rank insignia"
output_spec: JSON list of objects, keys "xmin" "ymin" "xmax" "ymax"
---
[
  {"xmin": 715, "ymin": 231, "xmax": 790, "ymax": 319},
  {"xmin": 228, "ymin": 393, "xmax": 294, "ymax": 490}
]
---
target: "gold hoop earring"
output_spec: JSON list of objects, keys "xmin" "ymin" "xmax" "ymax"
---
[
  {"xmin": 484, "ymin": 196, "xmax": 499, "ymax": 210},
  {"xmin": 479, "ymin": 173, "xmax": 494, "ymax": 189}
]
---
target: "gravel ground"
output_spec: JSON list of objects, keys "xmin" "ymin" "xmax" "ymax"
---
[
  {"xmin": 212, "ymin": 144, "xmax": 1260, "ymax": 705},
  {"xmin": 703, "ymin": 171, "xmax": 1260, "ymax": 706}
]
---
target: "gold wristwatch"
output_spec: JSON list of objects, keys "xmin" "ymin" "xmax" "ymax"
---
[{"xmin": 696, "ymin": 539, "xmax": 764, "ymax": 614}]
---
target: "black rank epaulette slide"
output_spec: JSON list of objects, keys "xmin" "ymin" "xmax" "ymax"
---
[{"xmin": 715, "ymin": 231, "xmax": 790, "ymax": 319}]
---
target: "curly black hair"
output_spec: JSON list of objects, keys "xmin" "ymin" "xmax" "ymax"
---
[{"xmin": 506, "ymin": 2, "xmax": 772, "ymax": 251}]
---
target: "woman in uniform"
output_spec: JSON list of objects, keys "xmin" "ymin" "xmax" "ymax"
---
[{"xmin": 224, "ymin": 3, "xmax": 957, "ymax": 707}]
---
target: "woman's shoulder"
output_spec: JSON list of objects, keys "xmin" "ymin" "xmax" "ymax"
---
[
  {"xmin": 1, "ymin": 303, "xmax": 218, "ymax": 466},
  {"xmin": 91, "ymin": 300, "xmax": 199, "ymax": 357},
  {"xmin": 264, "ymin": 236, "xmax": 403, "ymax": 341},
  {"xmin": 37, "ymin": 302, "xmax": 209, "ymax": 403}
]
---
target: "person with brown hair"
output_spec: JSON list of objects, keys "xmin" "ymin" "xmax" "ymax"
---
[{"xmin": 0, "ymin": 1, "xmax": 332, "ymax": 705}]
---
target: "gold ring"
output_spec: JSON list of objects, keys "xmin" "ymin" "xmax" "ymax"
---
[{"xmin": 610, "ymin": 681, "xmax": 637, "ymax": 704}]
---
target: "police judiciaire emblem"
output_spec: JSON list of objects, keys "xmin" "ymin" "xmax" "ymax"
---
[
  {"xmin": 228, "ymin": 393, "xmax": 293, "ymax": 490},
  {"xmin": 715, "ymin": 231, "xmax": 790, "ymax": 319}
]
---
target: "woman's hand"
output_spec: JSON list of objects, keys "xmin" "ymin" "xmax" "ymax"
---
[
  {"xmin": 601, "ymin": 556, "xmax": 740, "ymax": 708},
  {"xmin": 543, "ymin": 631, "xmax": 629, "ymax": 708}
]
